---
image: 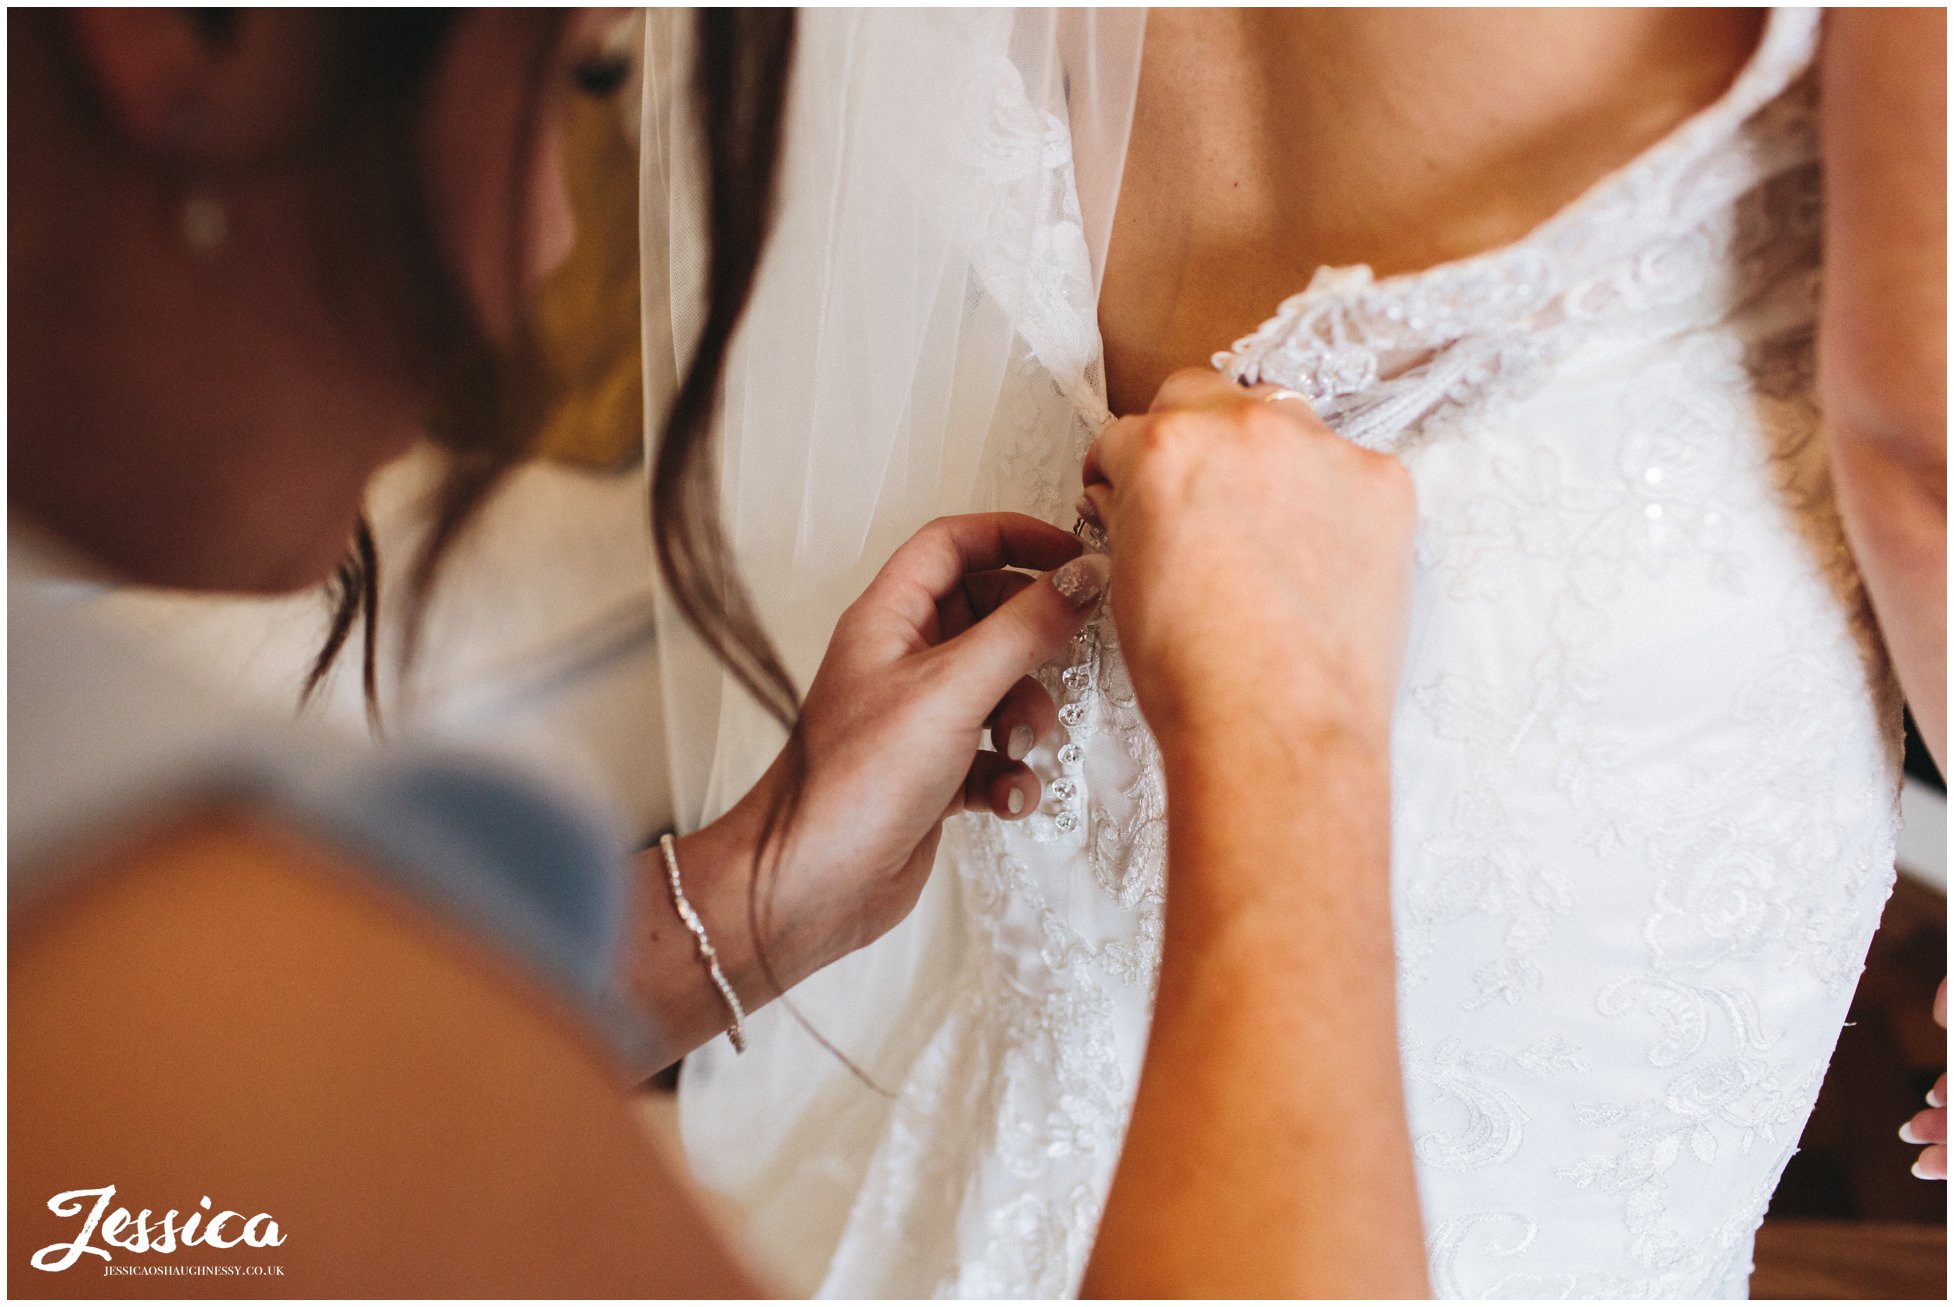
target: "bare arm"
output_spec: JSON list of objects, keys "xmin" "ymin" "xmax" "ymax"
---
[
  {"xmin": 1084, "ymin": 723, "xmax": 1427, "ymax": 1297},
  {"xmin": 1078, "ymin": 371, "xmax": 1429, "ymax": 1296},
  {"xmin": 10, "ymin": 815, "xmax": 763, "ymax": 1297},
  {"xmin": 1819, "ymin": 7, "xmax": 1946, "ymax": 769}
]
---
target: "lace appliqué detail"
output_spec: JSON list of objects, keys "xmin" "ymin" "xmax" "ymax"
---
[
  {"xmin": 1213, "ymin": 19, "xmax": 1825, "ymax": 456},
  {"xmin": 691, "ymin": 10, "xmax": 1902, "ymax": 1301}
]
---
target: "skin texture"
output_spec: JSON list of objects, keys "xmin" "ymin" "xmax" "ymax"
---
[
  {"xmin": 1818, "ymin": 7, "xmax": 1947, "ymax": 770},
  {"xmin": 10, "ymin": 813, "xmax": 760, "ymax": 1298},
  {"xmin": 1100, "ymin": 7, "xmax": 1768, "ymax": 413}
]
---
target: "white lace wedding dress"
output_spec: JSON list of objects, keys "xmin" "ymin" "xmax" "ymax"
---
[{"xmin": 673, "ymin": 9, "xmax": 1902, "ymax": 1297}]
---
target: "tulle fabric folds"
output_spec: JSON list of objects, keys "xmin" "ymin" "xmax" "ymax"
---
[{"xmin": 639, "ymin": 10, "xmax": 1142, "ymax": 1292}]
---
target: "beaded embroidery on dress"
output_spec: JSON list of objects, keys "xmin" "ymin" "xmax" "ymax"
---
[{"xmin": 674, "ymin": 9, "xmax": 1902, "ymax": 1298}]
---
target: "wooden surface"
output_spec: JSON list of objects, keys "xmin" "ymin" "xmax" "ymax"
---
[
  {"xmin": 1751, "ymin": 870, "xmax": 1946, "ymax": 1298},
  {"xmin": 1752, "ymin": 1218, "xmax": 1945, "ymax": 1300}
]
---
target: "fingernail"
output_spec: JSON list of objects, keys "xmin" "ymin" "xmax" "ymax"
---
[
  {"xmin": 1006, "ymin": 785, "xmax": 1027, "ymax": 817},
  {"xmin": 1006, "ymin": 723, "xmax": 1034, "ymax": 762},
  {"xmin": 1074, "ymin": 494, "xmax": 1101, "ymax": 527},
  {"xmin": 1900, "ymin": 1120, "xmax": 1924, "ymax": 1145},
  {"xmin": 1050, "ymin": 553, "xmax": 1110, "ymax": 609},
  {"xmin": 1911, "ymin": 1157, "xmax": 1934, "ymax": 1180},
  {"xmin": 1929, "ymin": 1085, "xmax": 1946, "ymax": 1109}
]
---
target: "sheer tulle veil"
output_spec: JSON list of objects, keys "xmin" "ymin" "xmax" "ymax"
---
[
  {"xmin": 639, "ymin": 10, "xmax": 1143, "ymax": 1288},
  {"xmin": 642, "ymin": 8, "xmax": 1142, "ymax": 831}
]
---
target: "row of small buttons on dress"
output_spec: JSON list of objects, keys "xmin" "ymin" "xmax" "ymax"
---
[{"xmin": 1027, "ymin": 622, "xmax": 1095, "ymax": 843}]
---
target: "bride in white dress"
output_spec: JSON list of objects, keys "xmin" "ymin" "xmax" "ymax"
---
[{"xmin": 643, "ymin": 8, "xmax": 1936, "ymax": 1297}]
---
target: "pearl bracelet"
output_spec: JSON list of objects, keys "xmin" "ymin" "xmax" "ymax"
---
[{"xmin": 658, "ymin": 833, "xmax": 748, "ymax": 1053}]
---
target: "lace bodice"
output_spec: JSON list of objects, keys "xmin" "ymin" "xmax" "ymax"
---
[{"xmin": 678, "ymin": 9, "xmax": 1902, "ymax": 1297}]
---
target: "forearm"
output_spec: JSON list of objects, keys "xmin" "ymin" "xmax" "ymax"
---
[
  {"xmin": 11, "ymin": 816, "xmax": 767, "ymax": 1295},
  {"xmin": 621, "ymin": 772, "xmax": 791, "ymax": 1073},
  {"xmin": 1828, "ymin": 432, "xmax": 1946, "ymax": 770},
  {"xmin": 1819, "ymin": 6, "xmax": 1947, "ymax": 770},
  {"xmin": 1084, "ymin": 719, "xmax": 1427, "ymax": 1298}
]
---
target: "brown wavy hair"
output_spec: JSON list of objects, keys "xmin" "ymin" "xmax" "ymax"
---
[
  {"xmin": 297, "ymin": 10, "xmax": 820, "ymax": 1021},
  {"xmin": 646, "ymin": 8, "xmax": 819, "ymax": 1040},
  {"xmin": 329, "ymin": 8, "xmax": 838, "ymax": 1064},
  {"xmin": 300, "ymin": 9, "xmax": 803, "ymax": 762}
]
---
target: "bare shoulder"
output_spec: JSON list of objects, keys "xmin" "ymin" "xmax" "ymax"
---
[
  {"xmin": 1102, "ymin": 6, "xmax": 1771, "ymax": 413},
  {"xmin": 10, "ymin": 812, "xmax": 761, "ymax": 1297}
]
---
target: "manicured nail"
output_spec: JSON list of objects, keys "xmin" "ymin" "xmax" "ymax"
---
[
  {"xmin": 1006, "ymin": 723, "xmax": 1034, "ymax": 762},
  {"xmin": 1911, "ymin": 1157, "xmax": 1935, "ymax": 1181},
  {"xmin": 1929, "ymin": 1084, "xmax": 1946, "ymax": 1109},
  {"xmin": 1900, "ymin": 1120, "xmax": 1924, "ymax": 1145},
  {"xmin": 1050, "ymin": 553, "xmax": 1110, "ymax": 609},
  {"xmin": 1006, "ymin": 785, "xmax": 1027, "ymax": 817}
]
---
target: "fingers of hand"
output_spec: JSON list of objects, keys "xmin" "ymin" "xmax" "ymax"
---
[
  {"xmin": 937, "ymin": 568, "xmax": 1038, "ymax": 642},
  {"xmin": 1082, "ymin": 414, "xmax": 1139, "ymax": 490},
  {"xmin": 1148, "ymin": 366, "xmax": 1249, "ymax": 413},
  {"xmin": 1086, "ymin": 375, "xmax": 1330, "ymax": 497},
  {"xmin": 876, "ymin": 513, "xmax": 1082, "ymax": 603},
  {"xmin": 986, "ymin": 675, "xmax": 1057, "ymax": 761},
  {"xmin": 935, "ymin": 553, "xmax": 1109, "ymax": 705},
  {"xmin": 1898, "ymin": 1066, "xmax": 1948, "ymax": 1180},
  {"xmin": 1079, "ymin": 484, "xmax": 1114, "ymax": 541},
  {"xmin": 1238, "ymin": 380, "xmax": 1317, "ymax": 408},
  {"xmin": 1923, "ymin": 981, "xmax": 1948, "ymax": 1184},
  {"xmin": 1901, "ymin": 1105, "xmax": 1947, "ymax": 1146},
  {"xmin": 1084, "ymin": 409, "xmax": 1199, "ymax": 494},
  {"xmin": 958, "ymin": 750, "xmax": 1040, "ymax": 821}
]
